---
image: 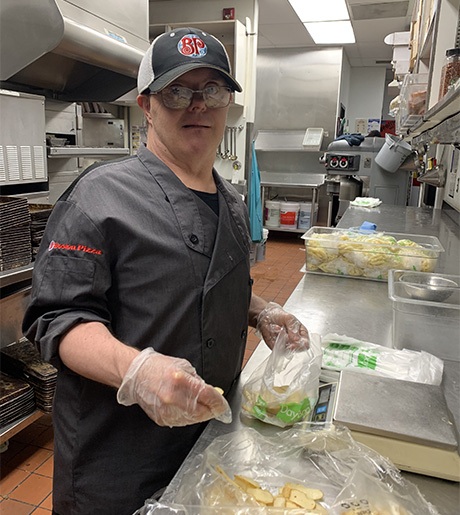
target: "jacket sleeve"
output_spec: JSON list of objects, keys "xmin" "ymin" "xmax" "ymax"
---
[{"xmin": 22, "ymin": 200, "xmax": 112, "ymax": 367}]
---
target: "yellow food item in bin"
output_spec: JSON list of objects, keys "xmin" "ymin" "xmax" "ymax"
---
[
  {"xmin": 305, "ymin": 231, "xmax": 437, "ymax": 280},
  {"xmin": 212, "ymin": 466, "xmax": 328, "ymax": 512}
]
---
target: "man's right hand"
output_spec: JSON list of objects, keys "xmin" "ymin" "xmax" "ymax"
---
[{"xmin": 117, "ymin": 348, "xmax": 232, "ymax": 427}]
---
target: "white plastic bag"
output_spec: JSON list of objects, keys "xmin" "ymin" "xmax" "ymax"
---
[
  {"xmin": 241, "ymin": 329, "xmax": 322, "ymax": 427},
  {"xmin": 322, "ymin": 333, "xmax": 443, "ymax": 385}
]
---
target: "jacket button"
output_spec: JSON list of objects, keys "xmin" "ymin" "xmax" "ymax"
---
[
  {"xmin": 241, "ymin": 330, "xmax": 247, "ymax": 339},
  {"xmin": 206, "ymin": 338, "xmax": 215, "ymax": 348},
  {"xmin": 189, "ymin": 234, "xmax": 199, "ymax": 244}
]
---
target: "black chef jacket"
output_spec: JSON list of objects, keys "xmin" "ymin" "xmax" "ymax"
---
[{"xmin": 23, "ymin": 144, "xmax": 252, "ymax": 515}]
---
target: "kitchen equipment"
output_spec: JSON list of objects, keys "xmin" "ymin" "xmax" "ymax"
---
[
  {"xmin": 302, "ymin": 227, "xmax": 444, "ymax": 281},
  {"xmin": 0, "ymin": 90, "xmax": 47, "ymax": 186},
  {"xmin": 398, "ymin": 271, "xmax": 457, "ymax": 302},
  {"xmin": 0, "ymin": 0, "xmax": 150, "ymax": 102},
  {"xmin": 389, "ymin": 270, "xmax": 460, "ymax": 361},
  {"xmin": 374, "ymin": 134, "xmax": 413, "ymax": 173},
  {"xmin": 331, "ymin": 370, "xmax": 460, "ymax": 481},
  {"xmin": 323, "ymin": 137, "xmax": 412, "ymax": 224}
]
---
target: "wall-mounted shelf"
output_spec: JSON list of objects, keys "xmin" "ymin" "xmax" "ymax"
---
[
  {"xmin": 404, "ymin": 84, "xmax": 460, "ymax": 144},
  {"xmin": 255, "ymin": 130, "xmax": 322, "ymax": 152},
  {"xmin": 47, "ymin": 146, "xmax": 130, "ymax": 158}
]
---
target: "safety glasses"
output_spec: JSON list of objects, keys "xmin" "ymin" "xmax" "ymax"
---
[{"xmin": 153, "ymin": 85, "xmax": 232, "ymax": 109}]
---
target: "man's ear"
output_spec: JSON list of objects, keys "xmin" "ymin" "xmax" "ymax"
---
[{"xmin": 137, "ymin": 94, "xmax": 153, "ymax": 124}]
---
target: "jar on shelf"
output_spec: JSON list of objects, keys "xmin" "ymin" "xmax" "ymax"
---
[{"xmin": 439, "ymin": 48, "xmax": 460, "ymax": 100}]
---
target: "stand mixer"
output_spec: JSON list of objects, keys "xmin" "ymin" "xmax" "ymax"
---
[{"xmin": 322, "ymin": 137, "xmax": 414, "ymax": 225}]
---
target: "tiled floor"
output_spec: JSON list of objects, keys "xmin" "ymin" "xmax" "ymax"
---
[{"xmin": 0, "ymin": 231, "xmax": 306, "ymax": 513}]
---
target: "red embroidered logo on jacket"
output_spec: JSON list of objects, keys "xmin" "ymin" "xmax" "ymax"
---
[{"xmin": 48, "ymin": 240, "xmax": 103, "ymax": 255}]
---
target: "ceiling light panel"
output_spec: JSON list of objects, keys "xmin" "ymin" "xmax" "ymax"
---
[
  {"xmin": 305, "ymin": 20, "xmax": 356, "ymax": 44},
  {"xmin": 288, "ymin": 0, "xmax": 350, "ymax": 22}
]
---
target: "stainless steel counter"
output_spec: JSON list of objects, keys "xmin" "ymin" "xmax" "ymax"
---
[{"xmin": 160, "ymin": 205, "xmax": 460, "ymax": 514}]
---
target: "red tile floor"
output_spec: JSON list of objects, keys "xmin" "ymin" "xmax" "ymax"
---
[{"xmin": 0, "ymin": 231, "xmax": 307, "ymax": 513}]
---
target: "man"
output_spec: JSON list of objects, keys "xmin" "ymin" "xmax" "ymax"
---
[{"xmin": 23, "ymin": 28, "xmax": 309, "ymax": 515}]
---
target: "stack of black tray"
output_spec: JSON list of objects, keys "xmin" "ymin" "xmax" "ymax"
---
[
  {"xmin": 0, "ymin": 373, "xmax": 35, "ymax": 429},
  {"xmin": 0, "ymin": 196, "xmax": 32, "ymax": 271},
  {"xmin": 28, "ymin": 204, "xmax": 53, "ymax": 259},
  {"xmin": 1, "ymin": 338, "xmax": 57, "ymax": 413}
]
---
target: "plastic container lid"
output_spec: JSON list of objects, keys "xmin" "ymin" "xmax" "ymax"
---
[{"xmin": 280, "ymin": 202, "xmax": 300, "ymax": 209}]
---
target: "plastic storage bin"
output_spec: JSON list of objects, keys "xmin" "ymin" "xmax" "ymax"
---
[
  {"xmin": 298, "ymin": 202, "xmax": 312, "ymax": 229},
  {"xmin": 302, "ymin": 227, "xmax": 444, "ymax": 281},
  {"xmin": 279, "ymin": 201, "xmax": 300, "ymax": 229},
  {"xmin": 399, "ymin": 73, "xmax": 428, "ymax": 129},
  {"xmin": 388, "ymin": 270, "xmax": 460, "ymax": 361},
  {"xmin": 264, "ymin": 200, "xmax": 280, "ymax": 227}
]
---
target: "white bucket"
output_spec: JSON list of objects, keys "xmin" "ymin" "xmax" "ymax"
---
[
  {"xmin": 279, "ymin": 201, "xmax": 300, "ymax": 228},
  {"xmin": 375, "ymin": 133, "xmax": 412, "ymax": 173},
  {"xmin": 265, "ymin": 200, "xmax": 280, "ymax": 227},
  {"xmin": 298, "ymin": 202, "xmax": 312, "ymax": 229}
]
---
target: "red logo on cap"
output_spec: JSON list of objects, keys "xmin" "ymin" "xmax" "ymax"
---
[{"xmin": 177, "ymin": 35, "xmax": 207, "ymax": 58}]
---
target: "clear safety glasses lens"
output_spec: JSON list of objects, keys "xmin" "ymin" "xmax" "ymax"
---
[{"xmin": 159, "ymin": 85, "xmax": 232, "ymax": 109}]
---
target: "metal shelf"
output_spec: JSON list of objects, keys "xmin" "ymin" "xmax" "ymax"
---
[
  {"xmin": 405, "ymin": 84, "xmax": 460, "ymax": 144},
  {"xmin": 264, "ymin": 225, "xmax": 306, "ymax": 234},
  {"xmin": 260, "ymin": 172, "xmax": 325, "ymax": 188},
  {"xmin": 0, "ymin": 263, "xmax": 33, "ymax": 288},
  {"xmin": 47, "ymin": 146, "xmax": 130, "ymax": 158},
  {"xmin": 0, "ymin": 410, "xmax": 43, "ymax": 446}
]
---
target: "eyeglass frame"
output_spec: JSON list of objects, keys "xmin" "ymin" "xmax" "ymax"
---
[{"xmin": 150, "ymin": 84, "xmax": 233, "ymax": 110}]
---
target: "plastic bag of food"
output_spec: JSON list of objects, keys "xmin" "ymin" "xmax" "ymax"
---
[
  {"xmin": 321, "ymin": 333, "xmax": 443, "ymax": 385},
  {"xmin": 135, "ymin": 424, "xmax": 439, "ymax": 514},
  {"xmin": 241, "ymin": 329, "xmax": 322, "ymax": 427}
]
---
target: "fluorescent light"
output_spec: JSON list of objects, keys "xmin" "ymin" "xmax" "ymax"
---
[
  {"xmin": 305, "ymin": 21, "xmax": 356, "ymax": 44},
  {"xmin": 288, "ymin": 0, "xmax": 350, "ymax": 22}
]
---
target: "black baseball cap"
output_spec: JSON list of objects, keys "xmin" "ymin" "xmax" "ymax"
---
[{"xmin": 138, "ymin": 27, "xmax": 243, "ymax": 94}]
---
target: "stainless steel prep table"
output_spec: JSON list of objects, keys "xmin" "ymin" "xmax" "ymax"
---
[{"xmin": 159, "ymin": 204, "xmax": 460, "ymax": 515}]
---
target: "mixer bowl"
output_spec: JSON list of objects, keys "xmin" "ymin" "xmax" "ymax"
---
[{"xmin": 399, "ymin": 272, "xmax": 458, "ymax": 302}]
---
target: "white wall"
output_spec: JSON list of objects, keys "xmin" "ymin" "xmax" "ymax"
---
[
  {"xmin": 346, "ymin": 67, "xmax": 387, "ymax": 134},
  {"xmin": 339, "ymin": 50, "xmax": 351, "ymax": 131},
  {"xmin": 148, "ymin": 0, "xmax": 255, "ymax": 25}
]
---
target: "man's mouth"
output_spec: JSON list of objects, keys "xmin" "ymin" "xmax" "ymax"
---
[{"xmin": 183, "ymin": 123, "xmax": 210, "ymax": 129}]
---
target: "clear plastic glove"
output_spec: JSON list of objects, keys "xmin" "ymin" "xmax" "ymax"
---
[
  {"xmin": 117, "ymin": 348, "xmax": 232, "ymax": 427},
  {"xmin": 256, "ymin": 302, "xmax": 310, "ymax": 350}
]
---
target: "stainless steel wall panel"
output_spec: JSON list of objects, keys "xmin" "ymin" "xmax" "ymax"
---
[
  {"xmin": 254, "ymin": 47, "xmax": 343, "ymax": 176},
  {"xmin": 255, "ymin": 48, "xmax": 342, "ymax": 135}
]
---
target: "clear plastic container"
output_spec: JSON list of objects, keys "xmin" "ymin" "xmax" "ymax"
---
[
  {"xmin": 302, "ymin": 227, "xmax": 444, "ymax": 281},
  {"xmin": 388, "ymin": 270, "xmax": 460, "ymax": 361},
  {"xmin": 439, "ymin": 48, "xmax": 460, "ymax": 100},
  {"xmin": 399, "ymin": 73, "xmax": 428, "ymax": 129}
]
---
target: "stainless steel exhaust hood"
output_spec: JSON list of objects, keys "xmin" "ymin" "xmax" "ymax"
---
[{"xmin": 0, "ymin": 0, "xmax": 150, "ymax": 102}]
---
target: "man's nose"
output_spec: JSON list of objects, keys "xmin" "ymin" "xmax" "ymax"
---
[{"xmin": 188, "ymin": 91, "xmax": 207, "ymax": 110}]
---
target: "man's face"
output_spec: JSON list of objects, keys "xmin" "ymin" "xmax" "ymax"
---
[{"xmin": 139, "ymin": 68, "xmax": 231, "ymax": 166}]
